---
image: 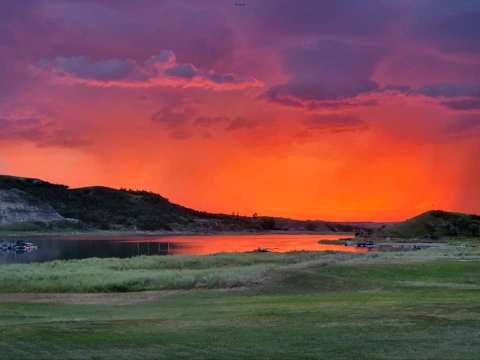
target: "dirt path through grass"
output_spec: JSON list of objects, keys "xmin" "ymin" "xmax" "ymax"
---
[
  {"xmin": 0, "ymin": 290, "xmax": 185, "ymax": 305},
  {"xmin": 0, "ymin": 287, "xmax": 247, "ymax": 305}
]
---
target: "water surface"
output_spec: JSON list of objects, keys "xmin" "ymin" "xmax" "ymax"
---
[{"xmin": 0, "ymin": 233, "xmax": 364, "ymax": 264}]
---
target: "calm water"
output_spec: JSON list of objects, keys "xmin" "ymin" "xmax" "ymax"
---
[{"xmin": 0, "ymin": 233, "xmax": 364, "ymax": 264}]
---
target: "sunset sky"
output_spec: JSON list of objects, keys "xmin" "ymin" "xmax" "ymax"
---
[{"xmin": 1, "ymin": 1, "xmax": 480, "ymax": 221}]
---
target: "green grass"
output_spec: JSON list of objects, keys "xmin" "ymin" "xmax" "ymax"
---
[
  {"xmin": 0, "ymin": 245, "xmax": 477, "ymax": 293},
  {"xmin": 1, "ymin": 246, "xmax": 480, "ymax": 359},
  {"xmin": 0, "ymin": 252, "xmax": 356, "ymax": 293}
]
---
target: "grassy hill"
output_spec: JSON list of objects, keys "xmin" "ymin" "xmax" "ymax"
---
[
  {"xmin": 0, "ymin": 175, "xmax": 356, "ymax": 233},
  {"xmin": 374, "ymin": 210, "xmax": 480, "ymax": 239},
  {"xmin": 0, "ymin": 175, "xmax": 268, "ymax": 232}
]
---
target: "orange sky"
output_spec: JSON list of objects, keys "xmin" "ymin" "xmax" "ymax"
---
[
  {"xmin": 2, "ymin": 92, "xmax": 478, "ymax": 221},
  {"xmin": 1, "ymin": 1, "xmax": 480, "ymax": 221}
]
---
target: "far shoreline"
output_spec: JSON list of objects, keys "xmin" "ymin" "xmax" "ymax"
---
[{"xmin": 0, "ymin": 229, "xmax": 354, "ymax": 238}]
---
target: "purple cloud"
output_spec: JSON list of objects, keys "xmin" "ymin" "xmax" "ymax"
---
[
  {"xmin": 0, "ymin": 116, "xmax": 88, "ymax": 148},
  {"xmin": 304, "ymin": 114, "xmax": 368, "ymax": 133},
  {"xmin": 413, "ymin": 84, "xmax": 480, "ymax": 110},
  {"xmin": 417, "ymin": 84, "xmax": 480, "ymax": 98},
  {"xmin": 151, "ymin": 98, "xmax": 193, "ymax": 127},
  {"xmin": 441, "ymin": 99, "xmax": 480, "ymax": 111},
  {"xmin": 165, "ymin": 64, "xmax": 198, "ymax": 79},
  {"xmin": 193, "ymin": 116, "xmax": 229, "ymax": 127},
  {"xmin": 411, "ymin": 0, "xmax": 480, "ymax": 55},
  {"xmin": 264, "ymin": 39, "xmax": 384, "ymax": 105},
  {"xmin": 254, "ymin": 0, "xmax": 397, "ymax": 39},
  {"xmin": 205, "ymin": 72, "xmax": 235, "ymax": 84},
  {"xmin": 225, "ymin": 117, "xmax": 257, "ymax": 131},
  {"xmin": 45, "ymin": 50, "xmax": 262, "ymax": 90},
  {"xmin": 54, "ymin": 56, "xmax": 135, "ymax": 81},
  {"xmin": 446, "ymin": 114, "xmax": 480, "ymax": 134}
]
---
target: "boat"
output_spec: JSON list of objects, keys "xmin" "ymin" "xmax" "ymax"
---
[
  {"xmin": 356, "ymin": 240, "xmax": 375, "ymax": 248},
  {"xmin": 0, "ymin": 240, "xmax": 38, "ymax": 253}
]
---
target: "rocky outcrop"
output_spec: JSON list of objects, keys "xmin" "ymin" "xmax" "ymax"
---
[{"xmin": 0, "ymin": 189, "xmax": 64, "ymax": 225}]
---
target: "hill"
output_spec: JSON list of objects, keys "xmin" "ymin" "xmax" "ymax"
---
[
  {"xmin": 0, "ymin": 175, "xmax": 357, "ymax": 233},
  {"xmin": 372, "ymin": 210, "xmax": 480, "ymax": 239},
  {"xmin": 0, "ymin": 175, "xmax": 253, "ymax": 232},
  {"xmin": 0, "ymin": 189, "xmax": 64, "ymax": 225}
]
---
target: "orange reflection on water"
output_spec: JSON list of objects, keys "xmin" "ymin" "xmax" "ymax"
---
[{"xmin": 121, "ymin": 233, "xmax": 367, "ymax": 255}]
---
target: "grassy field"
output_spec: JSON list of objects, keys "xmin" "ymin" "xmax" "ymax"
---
[
  {"xmin": 0, "ymin": 252, "xmax": 341, "ymax": 293},
  {"xmin": 1, "ymin": 245, "xmax": 480, "ymax": 359}
]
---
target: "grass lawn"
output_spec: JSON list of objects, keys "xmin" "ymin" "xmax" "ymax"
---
[{"xmin": 0, "ymin": 246, "xmax": 479, "ymax": 359}]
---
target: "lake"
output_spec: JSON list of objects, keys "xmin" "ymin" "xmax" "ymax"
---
[{"xmin": 0, "ymin": 233, "xmax": 364, "ymax": 264}]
